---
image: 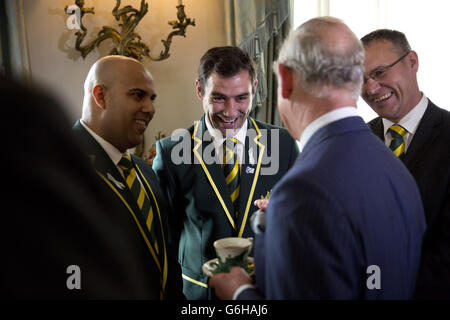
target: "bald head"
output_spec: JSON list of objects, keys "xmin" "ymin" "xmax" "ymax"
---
[
  {"xmin": 276, "ymin": 16, "xmax": 364, "ymax": 99},
  {"xmin": 82, "ymin": 55, "xmax": 153, "ymax": 113},
  {"xmin": 81, "ymin": 55, "xmax": 156, "ymax": 152}
]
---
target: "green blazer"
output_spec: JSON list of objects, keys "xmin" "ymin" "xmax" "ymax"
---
[
  {"xmin": 72, "ymin": 121, "xmax": 184, "ymax": 299},
  {"xmin": 153, "ymin": 117, "xmax": 299, "ymax": 299}
]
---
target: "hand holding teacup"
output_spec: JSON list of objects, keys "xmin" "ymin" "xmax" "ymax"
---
[
  {"xmin": 213, "ymin": 237, "xmax": 253, "ymax": 273},
  {"xmin": 209, "ymin": 266, "xmax": 253, "ymax": 300},
  {"xmin": 208, "ymin": 237, "xmax": 254, "ymax": 300}
]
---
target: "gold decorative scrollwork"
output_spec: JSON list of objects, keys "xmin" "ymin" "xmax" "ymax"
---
[{"xmin": 64, "ymin": 0, "xmax": 195, "ymax": 61}]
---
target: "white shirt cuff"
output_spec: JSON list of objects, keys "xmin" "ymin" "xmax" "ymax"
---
[{"xmin": 232, "ymin": 284, "xmax": 256, "ymax": 300}]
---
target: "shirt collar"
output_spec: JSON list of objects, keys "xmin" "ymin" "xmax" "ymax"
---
[
  {"xmin": 205, "ymin": 115, "xmax": 248, "ymax": 149},
  {"xmin": 299, "ymin": 106, "xmax": 359, "ymax": 152},
  {"xmin": 80, "ymin": 119, "xmax": 126, "ymax": 165},
  {"xmin": 382, "ymin": 93, "xmax": 428, "ymax": 136}
]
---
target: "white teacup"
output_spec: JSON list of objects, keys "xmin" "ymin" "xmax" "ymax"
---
[{"xmin": 213, "ymin": 237, "xmax": 253, "ymax": 267}]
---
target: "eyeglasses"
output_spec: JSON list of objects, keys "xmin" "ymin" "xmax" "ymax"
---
[{"xmin": 363, "ymin": 51, "xmax": 410, "ymax": 84}]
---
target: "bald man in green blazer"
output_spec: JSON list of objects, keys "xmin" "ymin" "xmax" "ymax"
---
[
  {"xmin": 153, "ymin": 46, "xmax": 299, "ymax": 299},
  {"xmin": 73, "ymin": 56, "xmax": 184, "ymax": 299}
]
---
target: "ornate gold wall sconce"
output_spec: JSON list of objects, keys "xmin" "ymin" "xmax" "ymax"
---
[{"xmin": 64, "ymin": 0, "xmax": 195, "ymax": 61}]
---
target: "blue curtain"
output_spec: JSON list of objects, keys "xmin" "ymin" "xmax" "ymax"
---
[
  {"xmin": 1, "ymin": 0, "xmax": 31, "ymax": 82},
  {"xmin": 225, "ymin": 0, "xmax": 291, "ymax": 126},
  {"xmin": 0, "ymin": 0, "xmax": 10, "ymax": 76}
]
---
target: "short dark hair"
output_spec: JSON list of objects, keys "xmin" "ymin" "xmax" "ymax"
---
[
  {"xmin": 197, "ymin": 46, "xmax": 256, "ymax": 95},
  {"xmin": 361, "ymin": 29, "xmax": 411, "ymax": 54}
]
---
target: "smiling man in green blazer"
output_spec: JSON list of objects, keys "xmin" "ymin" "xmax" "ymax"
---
[
  {"xmin": 153, "ymin": 46, "xmax": 299, "ymax": 299},
  {"xmin": 72, "ymin": 55, "xmax": 184, "ymax": 299}
]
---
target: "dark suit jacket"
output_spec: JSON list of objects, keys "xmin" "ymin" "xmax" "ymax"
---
[
  {"xmin": 239, "ymin": 116, "xmax": 426, "ymax": 299},
  {"xmin": 72, "ymin": 121, "xmax": 184, "ymax": 299},
  {"xmin": 368, "ymin": 100, "xmax": 450, "ymax": 299},
  {"xmin": 152, "ymin": 116, "xmax": 299, "ymax": 299},
  {"xmin": 1, "ymin": 76, "xmax": 182, "ymax": 299}
]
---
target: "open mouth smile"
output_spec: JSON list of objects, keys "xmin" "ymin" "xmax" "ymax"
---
[
  {"xmin": 373, "ymin": 92, "xmax": 392, "ymax": 103},
  {"xmin": 217, "ymin": 114, "xmax": 239, "ymax": 125},
  {"xmin": 135, "ymin": 118, "xmax": 150, "ymax": 130},
  {"xmin": 135, "ymin": 119, "xmax": 148, "ymax": 125}
]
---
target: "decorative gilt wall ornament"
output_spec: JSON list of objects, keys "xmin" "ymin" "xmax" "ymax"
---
[{"xmin": 64, "ymin": 0, "xmax": 195, "ymax": 61}]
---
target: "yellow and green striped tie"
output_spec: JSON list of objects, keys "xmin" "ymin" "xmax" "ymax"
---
[
  {"xmin": 118, "ymin": 155, "xmax": 160, "ymax": 255},
  {"xmin": 388, "ymin": 124, "xmax": 407, "ymax": 160},
  {"xmin": 223, "ymin": 138, "xmax": 240, "ymax": 220}
]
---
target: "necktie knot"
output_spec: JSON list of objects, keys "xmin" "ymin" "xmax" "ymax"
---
[
  {"xmin": 118, "ymin": 154, "xmax": 133, "ymax": 173},
  {"xmin": 388, "ymin": 124, "xmax": 407, "ymax": 138},
  {"xmin": 388, "ymin": 124, "xmax": 406, "ymax": 160}
]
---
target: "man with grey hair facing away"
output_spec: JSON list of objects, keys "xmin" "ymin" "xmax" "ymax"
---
[{"xmin": 210, "ymin": 17, "xmax": 426, "ymax": 300}]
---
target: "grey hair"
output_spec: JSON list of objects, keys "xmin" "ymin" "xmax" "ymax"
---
[{"xmin": 275, "ymin": 17, "xmax": 364, "ymax": 100}]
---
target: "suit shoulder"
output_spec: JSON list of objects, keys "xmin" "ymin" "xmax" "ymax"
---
[
  {"xmin": 253, "ymin": 118, "xmax": 284, "ymax": 131},
  {"xmin": 440, "ymin": 109, "xmax": 450, "ymax": 141},
  {"xmin": 437, "ymin": 104, "xmax": 450, "ymax": 122},
  {"xmin": 132, "ymin": 154, "xmax": 149, "ymax": 166},
  {"xmin": 132, "ymin": 155, "xmax": 156, "ymax": 176},
  {"xmin": 427, "ymin": 101, "xmax": 450, "ymax": 136},
  {"xmin": 367, "ymin": 117, "xmax": 382, "ymax": 128},
  {"xmin": 157, "ymin": 125, "xmax": 194, "ymax": 150},
  {"xmin": 252, "ymin": 119, "xmax": 294, "ymax": 141}
]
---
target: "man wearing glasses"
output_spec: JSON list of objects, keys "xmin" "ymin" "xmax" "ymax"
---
[{"xmin": 361, "ymin": 29, "xmax": 450, "ymax": 299}]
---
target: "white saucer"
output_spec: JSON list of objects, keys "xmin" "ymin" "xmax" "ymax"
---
[{"xmin": 202, "ymin": 257, "xmax": 255, "ymax": 277}]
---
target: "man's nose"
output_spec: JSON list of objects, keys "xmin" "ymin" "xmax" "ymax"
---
[
  {"xmin": 142, "ymin": 99, "xmax": 155, "ymax": 117},
  {"xmin": 223, "ymin": 99, "xmax": 238, "ymax": 116},
  {"xmin": 363, "ymin": 78, "xmax": 381, "ymax": 96}
]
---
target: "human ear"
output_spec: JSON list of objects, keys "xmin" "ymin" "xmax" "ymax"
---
[
  {"xmin": 92, "ymin": 84, "xmax": 107, "ymax": 110},
  {"xmin": 278, "ymin": 64, "xmax": 294, "ymax": 99},
  {"xmin": 252, "ymin": 78, "xmax": 259, "ymax": 95},
  {"xmin": 195, "ymin": 79, "xmax": 204, "ymax": 101},
  {"xmin": 407, "ymin": 51, "xmax": 419, "ymax": 73}
]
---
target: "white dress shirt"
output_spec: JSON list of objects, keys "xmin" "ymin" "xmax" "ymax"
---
[
  {"xmin": 382, "ymin": 94, "xmax": 428, "ymax": 152},
  {"xmin": 205, "ymin": 116, "xmax": 255, "ymax": 166},
  {"xmin": 80, "ymin": 119, "xmax": 125, "ymax": 166},
  {"xmin": 80, "ymin": 120, "xmax": 146, "ymax": 190},
  {"xmin": 299, "ymin": 106, "xmax": 360, "ymax": 152}
]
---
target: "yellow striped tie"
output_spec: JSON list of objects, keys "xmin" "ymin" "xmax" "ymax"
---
[
  {"xmin": 118, "ymin": 155, "xmax": 160, "ymax": 255},
  {"xmin": 223, "ymin": 138, "xmax": 240, "ymax": 220},
  {"xmin": 388, "ymin": 124, "xmax": 407, "ymax": 160}
]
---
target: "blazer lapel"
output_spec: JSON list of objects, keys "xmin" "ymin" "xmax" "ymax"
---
[
  {"xmin": 73, "ymin": 121, "xmax": 127, "ymax": 195},
  {"xmin": 404, "ymin": 101, "xmax": 443, "ymax": 170},
  {"xmin": 133, "ymin": 158, "xmax": 168, "ymax": 297},
  {"xmin": 372, "ymin": 118, "xmax": 384, "ymax": 140},
  {"xmin": 73, "ymin": 122, "xmax": 165, "ymax": 289},
  {"xmin": 87, "ymin": 145, "xmax": 142, "ymax": 219},
  {"xmin": 134, "ymin": 157, "xmax": 167, "ymax": 247},
  {"xmin": 236, "ymin": 118, "xmax": 265, "ymax": 237},
  {"xmin": 192, "ymin": 119, "xmax": 237, "ymax": 231}
]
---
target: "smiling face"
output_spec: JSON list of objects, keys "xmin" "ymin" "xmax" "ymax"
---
[
  {"xmin": 361, "ymin": 40, "xmax": 421, "ymax": 122},
  {"xmin": 100, "ymin": 62, "xmax": 156, "ymax": 152},
  {"xmin": 197, "ymin": 70, "xmax": 256, "ymax": 137}
]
